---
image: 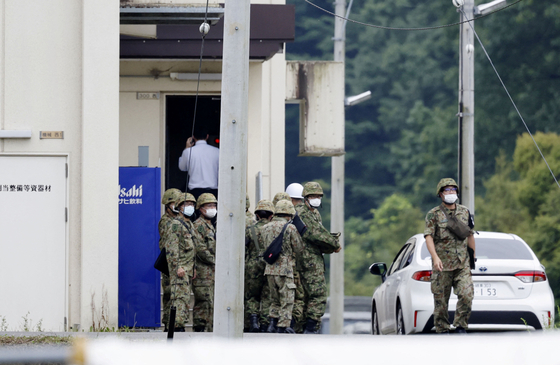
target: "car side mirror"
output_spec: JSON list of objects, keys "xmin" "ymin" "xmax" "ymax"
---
[{"xmin": 369, "ymin": 262, "xmax": 387, "ymax": 277}]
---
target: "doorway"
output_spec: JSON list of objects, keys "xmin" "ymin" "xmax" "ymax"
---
[{"xmin": 165, "ymin": 95, "xmax": 221, "ymax": 191}]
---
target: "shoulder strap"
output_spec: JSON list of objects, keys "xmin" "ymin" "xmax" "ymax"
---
[
  {"xmin": 249, "ymin": 224, "xmax": 261, "ymax": 251},
  {"xmin": 439, "ymin": 203, "xmax": 454, "ymax": 219},
  {"xmin": 173, "ymin": 217, "xmax": 193, "ymax": 236}
]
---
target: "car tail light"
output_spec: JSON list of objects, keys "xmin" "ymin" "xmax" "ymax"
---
[
  {"xmin": 414, "ymin": 311, "xmax": 418, "ymax": 327},
  {"xmin": 412, "ymin": 270, "xmax": 432, "ymax": 281},
  {"xmin": 514, "ymin": 271, "xmax": 547, "ymax": 283}
]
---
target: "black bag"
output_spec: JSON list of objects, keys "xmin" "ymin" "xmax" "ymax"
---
[
  {"xmin": 154, "ymin": 248, "xmax": 169, "ymax": 276},
  {"xmin": 263, "ymin": 222, "xmax": 290, "ymax": 265},
  {"xmin": 440, "ymin": 204, "xmax": 472, "ymax": 240}
]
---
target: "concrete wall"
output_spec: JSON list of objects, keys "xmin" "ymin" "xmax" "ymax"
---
[{"xmin": 0, "ymin": 0, "xmax": 119, "ymax": 330}]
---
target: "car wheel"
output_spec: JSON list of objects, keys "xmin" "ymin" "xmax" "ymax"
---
[
  {"xmin": 396, "ymin": 303, "xmax": 405, "ymax": 335},
  {"xmin": 372, "ymin": 304, "xmax": 380, "ymax": 335}
]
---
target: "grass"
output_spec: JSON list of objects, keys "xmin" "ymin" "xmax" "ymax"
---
[{"xmin": 0, "ymin": 335, "xmax": 73, "ymax": 346}]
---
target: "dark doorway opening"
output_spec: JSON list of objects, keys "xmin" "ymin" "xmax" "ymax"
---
[{"xmin": 165, "ymin": 95, "xmax": 221, "ymax": 191}]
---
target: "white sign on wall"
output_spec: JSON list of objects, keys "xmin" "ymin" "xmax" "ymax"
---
[{"xmin": 0, "ymin": 155, "xmax": 67, "ymax": 331}]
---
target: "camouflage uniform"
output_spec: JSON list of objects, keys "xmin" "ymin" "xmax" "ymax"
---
[
  {"xmin": 296, "ymin": 203, "xmax": 339, "ymax": 323},
  {"xmin": 424, "ymin": 179, "xmax": 474, "ymax": 333},
  {"xmin": 262, "ymin": 215, "xmax": 304, "ymax": 328},
  {"xmin": 246, "ymin": 194, "xmax": 257, "ymax": 227},
  {"xmin": 158, "ymin": 188, "xmax": 182, "ymax": 329},
  {"xmin": 158, "ymin": 213, "xmax": 174, "ymax": 329},
  {"xmin": 193, "ymin": 216, "xmax": 216, "ymax": 332},
  {"xmin": 244, "ymin": 219, "xmax": 271, "ymax": 326},
  {"xmin": 164, "ymin": 217, "xmax": 196, "ymax": 329}
]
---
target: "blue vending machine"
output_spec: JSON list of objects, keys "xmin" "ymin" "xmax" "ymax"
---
[{"xmin": 118, "ymin": 167, "xmax": 161, "ymax": 328}]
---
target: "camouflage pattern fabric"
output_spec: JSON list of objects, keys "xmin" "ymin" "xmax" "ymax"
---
[
  {"xmin": 246, "ymin": 210, "xmax": 256, "ymax": 227},
  {"xmin": 262, "ymin": 216, "xmax": 304, "ymax": 327},
  {"xmin": 158, "ymin": 213, "xmax": 174, "ymax": 327},
  {"xmin": 193, "ymin": 216, "xmax": 216, "ymax": 332},
  {"xmin": 424, "ymin": 203, "xmax": 474, "ymax": 271},
  {"xmin": 193, "ymin": 285, "xmax": 214, "ymax": 331},
  {"xmin": 292, "ymin": 270, "xmax": 306, "ymax": 332},
  {"xmin": 164, "ymin": 217, "xmax": 196, "ymax": 328},
  {"xmin": 267, "ymin": 275, "xmax": 297, "ymax": 327},
  {"xmin": 431, "ymin": 266, "xmax": 474, "ymax": 332},
  {"xmin": 262, "ymin": 217, "xmax": 304, "ymax": 278},
  {"xmin": 244, "ymin": 219, "xmax": 270, "ymax": 325},
  {"xmin": 295, "ymin": 202, "xmax": 340, "ymax": 324}
]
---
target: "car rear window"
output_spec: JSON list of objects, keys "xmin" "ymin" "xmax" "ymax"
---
[{"xmin": 420, "ymin": 238, "xmax": 534, "ymax": 260}]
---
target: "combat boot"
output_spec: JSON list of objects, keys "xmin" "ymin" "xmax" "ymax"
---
[
  {"xmin": 303, "ymin": 318, "xmax": 318, "ymax": 334},
  {"xmin": 267, "ymin": 317, "xmax": 278, "ymax": 333},
  {"xmin": 174, "ymin": 327, "xmax": 185, "ymax": 332},
  {"xmin": 249, "ymin": 314, "xmax": 260, "ymax": 333},
  {"xmin": 193, "ymin": 325, "xmax": 205, "ymax": 332},
  {"xmin": 277, "ymin": 327, "xmax": 296, "ymax": 334},
  {"xmin": 260, "ymin": 323, "xmax": 268, "ymax": 332}
]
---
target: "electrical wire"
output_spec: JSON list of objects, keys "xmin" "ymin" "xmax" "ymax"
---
[
  {"xmin": 304, "ymin": 0, "xmax": 524, "ymax": 31},
  {"xmin": 460, "ymin": 8, "xmax": 560, "ymax": 190},
  {"xmin": 185, "ymin": 0, "xmax": 212, "ymax": 190}
]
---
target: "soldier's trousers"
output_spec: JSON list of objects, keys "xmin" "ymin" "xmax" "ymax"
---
[
  {"xmin": 193, "ymin": 284, "xmax": 214, "ymax": 332},
  {"xmin": 169, "ymin": 275, "xmax": 192, "ymax": 328},
  {"xmin": 292, "ymin": 271, "xmax": 306, "ymax": 332},
  {"xmin": 431, "ymin": 266, "xmax": 474, "ymax": 332},
  {"xmin": 162, "ymin": 273, "xmax": 171, "ymax": 328},
  {"xmin": 300, "ymin": 266, "xmax": 327, "ymax": 323},
  {"xmin": 244, "ymin": 257, "xmax": 271, "ymax": 326},
  {"xmin": 267, "ymin": 275, "xmax": 296, "ymax": 328}
]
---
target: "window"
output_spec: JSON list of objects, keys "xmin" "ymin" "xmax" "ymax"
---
[
  {"xmin": 387, "ymin": 244, "xmax": 409, "ymax": 276},
  {"xmin": 420, "ymin": 238, "xmax": 534, "ymax": 260}
]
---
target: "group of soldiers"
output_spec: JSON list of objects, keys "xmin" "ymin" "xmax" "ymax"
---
[
  {"xmin": 159, "ymin": 190, "xmax": 217, "ymax": 332},
  {"xmin": 158, "ymin": 180, "xmax": 341, "ymax": 334}
]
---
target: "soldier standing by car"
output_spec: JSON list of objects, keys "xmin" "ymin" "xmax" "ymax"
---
[
  {"xmin": 295, "ymin": 181, "xmax": 341, "ymax": 334},
  {"xmin": 424, "ymin": 178, "xmax": 475, "ymax": 334}
]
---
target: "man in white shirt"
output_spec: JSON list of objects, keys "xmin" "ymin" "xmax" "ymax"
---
[{"xmin": 178, "ymin": 128, "xmax": 220, "ymax": 200}]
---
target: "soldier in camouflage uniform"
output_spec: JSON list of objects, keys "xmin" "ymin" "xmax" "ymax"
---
[
  {"xmin": 193, "ymin": 193, "xmax": 218, "ymax": 332},
  {"xmin": 244, "ymin": 199, "xmax": 274, "ymax": 332},
  {"xmin": 158, "ymin": 188, "xmax": 182, "ymax": 331},
  {"xmin": 164, "ymin": 193, "xmax": 197, "ymax": 331},
  {"xmin": 273, "ymin": 191, "xmax": 291, "ymax": 206},
  {"xmin": 262, "ymin": 200, "xmax": 304, "ymax": 333},
  {"xmin": 424, "ymin": 178, "xmax": 475, "ymax": 334},
  {"xmin": 295, "ymin": 182, "xmax": 341, "ymax": 334}
]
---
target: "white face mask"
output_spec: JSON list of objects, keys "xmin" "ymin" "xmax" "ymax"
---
[
  {"xmin": 204, "ymin": 208, "xmax": 217, "ymax": 218},
  {"xmin": 171, "ymin": 204, "xmax": 180, "ymax": 214},
  {"xmin": 443, "ymin": 194, "xmax": 458, "ymax": 204},
  {"xmin": 308, "ymin": 198, "xmax": 321, "ymax": 208},
  {"xmin": 183, "ymin": 205, "xmax": 195, "ymax": 217}
]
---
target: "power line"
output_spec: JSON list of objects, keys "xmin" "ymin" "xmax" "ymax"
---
[
  {"xmin": 460, "ymin": 8, "xmax": 560, "ymax": 190},
  {"xmin": 304, "ymin": 0, "xmax": 524, "ymax": 31}
]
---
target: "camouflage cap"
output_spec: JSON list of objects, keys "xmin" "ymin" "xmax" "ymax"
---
[
  {"xmin": 302, "ymin": 181, "xmax": 323, "ymax": 197},
  {"xmin": 196, "ymin": 193, "xmax": 218, "ymax": 210},
  {"xmin": 246, "ymin": 194, "xmax": 250, "ymax": 210},
  {"xmin": 161, "ymin": 188, "xmax": 182, "ymax": 205},
  {"xmin": 255, "ymin": 199, "xmax": 274, "ymax": 214},
  {"xmin": 274, "ymin": 199, "xmax": 296, "ymax": 216},
  {"xmin": 436, "ymin": 178, "xmax": 459, "ymax": 196},
  {"xmin": 273, "ymin": 192, "xmax": 291, "ymax": 206}
]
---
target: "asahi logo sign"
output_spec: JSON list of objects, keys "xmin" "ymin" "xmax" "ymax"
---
[{"xmin": 119, "ymin": 185, "xmax": 143, "ymax": 205}]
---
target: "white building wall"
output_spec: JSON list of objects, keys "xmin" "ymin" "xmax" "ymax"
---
[{"xmin": 0, "ymin": 0, "xmax": 119, "ymax": 330}]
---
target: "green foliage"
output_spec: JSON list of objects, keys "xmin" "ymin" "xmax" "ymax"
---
[
  {"xmin": 285, "ymin": 0, "xmax": 560, "ymax": 302},
  {"xmin": 344, "ymin": 194, "xmax": 424, "ymax": 295}
]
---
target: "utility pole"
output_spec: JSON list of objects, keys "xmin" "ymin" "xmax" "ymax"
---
[
  {"xmin": 330, "ymin": 0, "xmax": 346, "ymax": 335},
  {"xmin": 213, "ymin": 0, "xmax": 251, "ymax": 338},
  {"xmin": 457, "ymin": 0, "xmax": 475, "ymax": 214}
]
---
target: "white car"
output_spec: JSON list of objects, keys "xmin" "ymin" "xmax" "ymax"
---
[{"xmin": 369, "ymin": 231, "xmax": 555, "ymax": 334}]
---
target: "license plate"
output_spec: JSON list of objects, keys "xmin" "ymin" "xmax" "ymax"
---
[{"xmin": 474, "ymin": 283, "xmax": 497, "ymax": 297}]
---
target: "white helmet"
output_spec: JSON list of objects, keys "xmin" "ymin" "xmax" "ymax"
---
[{"xmin": 285, "ymin": 183, "xmax": 304, "ymax": 199}]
